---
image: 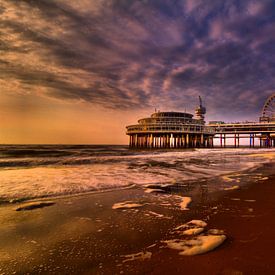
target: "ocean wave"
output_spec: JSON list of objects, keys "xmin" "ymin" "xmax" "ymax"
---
[{"xmin": 0, "ymin": 146, "xmax": 274, "ymax": 202}]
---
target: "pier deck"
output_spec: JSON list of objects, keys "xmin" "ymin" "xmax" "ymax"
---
[{"xmin": 209, "ymin": 121, "xmax": 275, "ymax": 147}]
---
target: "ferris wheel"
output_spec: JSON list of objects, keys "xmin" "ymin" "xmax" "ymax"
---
[{"xmin": 260, "ymin": 94, "xmax": 275, "ymax": 122}]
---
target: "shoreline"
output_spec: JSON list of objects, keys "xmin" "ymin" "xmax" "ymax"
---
[
  {"xmin": 0, "ymin": 161, "xmax": 275, "ymax": 274},
  {"xmin": 0, "ymin": 149, "xmax": 272, "ymax": 206}
]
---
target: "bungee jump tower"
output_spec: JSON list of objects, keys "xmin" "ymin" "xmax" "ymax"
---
[{"xmin": 126, "ymin": 97, "xmax": 215, "ymax": 148}]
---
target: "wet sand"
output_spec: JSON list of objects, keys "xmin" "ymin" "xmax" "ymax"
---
[
  {"xmin": 0, "ymin": 162, "xmax": 275, "ymax": 274},
  {"xmin": 135, "ymin": 164, "xmax": 275, "ymax": 275}
]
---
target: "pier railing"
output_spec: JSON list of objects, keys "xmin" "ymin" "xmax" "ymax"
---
[
  {"xmin": 126, "ymin": 124, "xmax": 215, "ymax": 134},
  {"xmin": 209, "ymin": 122, "xmax": 275, "ymax": 134}
]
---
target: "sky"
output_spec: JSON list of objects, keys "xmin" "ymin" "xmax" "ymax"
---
[{"xmin": 1, "ymin": 0, "xmax": 275, "ymax": 144}]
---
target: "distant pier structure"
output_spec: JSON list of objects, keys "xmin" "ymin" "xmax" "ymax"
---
[
  {"xmin": 126, "ymin": 97, "xmax": 215, "ymax": 148},
  {"xmin": 209, "ymin": 93, "xmax": 275, "ymax": 148}
]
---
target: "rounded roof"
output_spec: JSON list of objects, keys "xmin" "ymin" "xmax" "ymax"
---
[{"xmin": 151, "ymin": 112, "xmax": 193, "ymax": 118}]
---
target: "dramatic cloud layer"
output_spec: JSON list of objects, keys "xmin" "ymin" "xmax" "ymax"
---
[{"xmin": 1, "ymin": 0, "xmax": 275, "ymax": 120}]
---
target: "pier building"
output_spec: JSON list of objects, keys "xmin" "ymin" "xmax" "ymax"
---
[{"xmin": 126, "ymin": 98, "xmax": 215, "ymax": 148}]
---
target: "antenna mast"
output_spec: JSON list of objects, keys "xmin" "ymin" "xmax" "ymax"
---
[{"xmin": 195, "ymin": 96, "xmax": 206, "ymax": 123}]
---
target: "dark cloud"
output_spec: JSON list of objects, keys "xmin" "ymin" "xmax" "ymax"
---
[{"xmin": 1, "ymin": 0, "xmax": 275, "ymax": 120}]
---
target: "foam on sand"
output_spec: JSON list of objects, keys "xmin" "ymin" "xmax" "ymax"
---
[
  {"xmin": 244, "ymin": 199, "xmax": 256, "ymax": 202},
  {"xmin": 177, "ymin": 196, "xmax": 192, "ymax": 210},
  {"xmin": 146, "ymin": 211, "xmax": 172, "ymax": 219},
  {"xmin": 143, "ymin": 183, "xmax": 174, "ymax": 194},
  {"xmin": 181, "ymin": 228, "xmax": 205, "ymax": 236},
  {"xmin": 207, "ymin": 229, "xmax": 225, "ymax": 235},
  {"xmin": 187, "ymin": 220, "xmax": 207, "ymax": 227},
  {"xmin": 112, "ymin": 201, "xmax": 144, "ymax": 209},
  {"xmin": 15, "ymin": 201, "xmax": 55, "ymax": 211},
  {"xmin": 222, "ymin": 175, "xmax": 235, "ymax": 182},
  {"xmin": 174, "ymin": 220, "xmax": 207, "ymax": 235},
  {"xmin": 249, "ymin": 152, "xmax": 275, "ymax": 159},
  {"xmin": 164, "ymin": 219, "xmax": 226, "ymax": 255},
  {"xmin": 147, "ymin": 211, "xmax": 164, "ymax": 218},
  {"xmin": 164, "ymin": 235, "xmax": 226, "ymax": 256},
  {"xmin": 224, "ymin": 185, "xmax": 240, "ymax": 191},
  {"xmin": 121, "ymin": 251, "xmax": 152, "ymax": 263},
  {"xmin": 259, "ymin": 177, "xmax": 269, "ymax": 181},
  {"xmin": 175, "ymin": 220, "xmax": 207, "ymax": 230}
]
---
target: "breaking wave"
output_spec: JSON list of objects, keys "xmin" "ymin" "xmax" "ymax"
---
[{"xmin": 0, "ymin": 145, "xmax": 274, "ymax": 203}]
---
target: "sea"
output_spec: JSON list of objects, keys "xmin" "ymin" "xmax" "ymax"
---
[{"xmin": 0, "ymin": 145, "xmax": 274, "ymax": 203}]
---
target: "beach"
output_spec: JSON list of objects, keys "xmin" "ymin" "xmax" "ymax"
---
[
  {"xmin": 2, "ymin": 0, "xmax": 275, "ymax": 274},
  {"xmin": 0, "ymin": 146, "xmax": 275, "ymax": 274}
]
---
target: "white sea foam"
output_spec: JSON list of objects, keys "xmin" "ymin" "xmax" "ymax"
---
[
  {"xmin": 224, "ymin": 185, "xmax": 240, "ymax": 191},
  {"xmin": 181, "ymin": 228, "xmax": 205, "ymax": 236},
  {"xmin": 146, "ymin": 211, "xmax": 172, "ymax": 219},
  {"xmin": 174, "ymin": 196, "xmax": 192, "ymax": 210},
  {"xmin": 0, "ymin": 147, "xmax": 273, "ymax": 200},
  {"xmin": 174, "ymin": 220, "xmax": 207, "ymax": 236},
  {"xmin": 222, "ymin": 175, "xmax": 235, "ymax": 182},
  {"xmin": 207, "ymin": 229, "xmax": 225, "ymax": 235},
  {"xmin": 147, "ymin": 211, "xmax": 164, "ymax": 218},
  {"xmin": 259, "ymin": 177, "xmax": 269, "ymax": 181},
  {"xmin": 112, "ymin": 201, "xmax": 144, "ymax": 209},
  {"xmin": 179, "ymin": 196, "xmax": 192, "ymax": 210},
  {"xmin": 164, "ymin": 219, "xmax": 226, "ymax": 256},
  {"xmin": 164, "ymin": 235, "xmax": 226, "ymax": 256},
  {"xmin": 121, "ymin": 251, "xmax": 152, "ymax": 263},
  {"xmin": 147, "ymin": 244, "xmax": 157, "ymax": 249}
]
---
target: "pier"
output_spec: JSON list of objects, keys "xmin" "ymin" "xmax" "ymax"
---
[
  {"xmin": 126, "ymin": 94, "xmax": 275, "ymax": 149},
  {"xmin": 126, "ymin": 97, "xmax": 214, "ymax": 148},
  {"xmin": 209, "ymin": 121, "xmax": 275, "ymax": 148},
  {"xmin": 210, "ymin": 94, "xmax": 275, "ymax": 147}
]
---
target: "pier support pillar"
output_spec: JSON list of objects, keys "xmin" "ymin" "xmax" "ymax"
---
[
  {"xmin": 182, "ymin": 135, "xmax": 185, "ymax": 148},
  {"xmin": 260, "ymin": 136, "xmax": 262, "ymax": 148},
  {"xmin": 170, "ymin": 134, "xmax": 173, "ymax": 148},
  {"xmin": 249, "ymin": 134, "xmax": 255, "ymax": 148}
]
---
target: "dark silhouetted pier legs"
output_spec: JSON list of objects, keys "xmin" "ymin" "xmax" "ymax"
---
[
  {"xmin": 215, "ymin": 133, "xmax": 274, "ymax": 148},
  {"xmin": 129, "ymin": 133, "xmax": 214, "ymax": 149},
  {"xmin": 129, "ymin": 132, "xmax": 274, "ymax": 149}
]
